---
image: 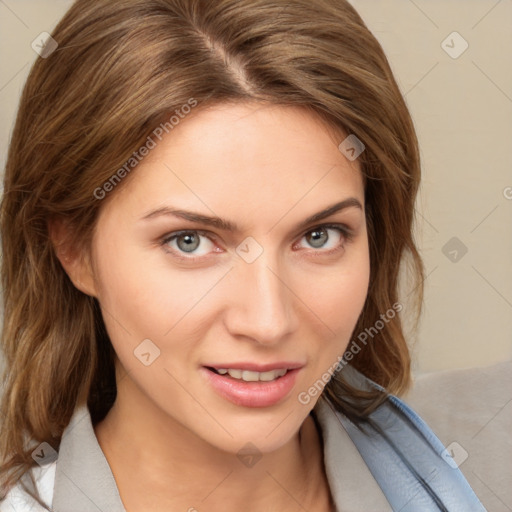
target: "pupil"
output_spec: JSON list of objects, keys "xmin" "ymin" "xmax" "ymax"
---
[
  {"xmin": 308, "ymin": 228, "xmax": 327, "ymax": 248},
  {"xmin": 178, "ymin": 233, "xmax": 199, "ymax": 252}
]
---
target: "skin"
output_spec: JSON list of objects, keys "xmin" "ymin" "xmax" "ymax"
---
[{"xmin": 52, "ymin": 101, "xmax": 370, "ymax": 512}]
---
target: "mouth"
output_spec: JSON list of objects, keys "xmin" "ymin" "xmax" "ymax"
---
[
  {"xmin": 206, "ymin": 367, "xmax": 289, "ymax": 382},
  {"xmin": 201, "ymin": 363, "xmax": 303, "ymax": 408}
]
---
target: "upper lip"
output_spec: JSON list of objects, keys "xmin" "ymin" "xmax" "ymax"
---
[{"xmin": 205, "ymin": 362, "xmax": 304, "ymax": 372}]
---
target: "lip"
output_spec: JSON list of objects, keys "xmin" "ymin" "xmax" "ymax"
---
[
  {"xmin": 200, "ymin": 365, "xmax": 303, "ymax": 408},
  {"xmin": 205, "ymin": 361, "xmax": 304, "ymax": 372}
]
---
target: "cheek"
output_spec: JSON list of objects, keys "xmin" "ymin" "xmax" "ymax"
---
[
  {"xmin": 92, "ymin": 240, "xmax": 231, "ymax": 368},
  {"xmin": 301, "ymin": 251, "xmax": 370, "ymax": 366},
  {"xmin": 305, "ymin": 255, "xmax": 370, "ymax": 329}
]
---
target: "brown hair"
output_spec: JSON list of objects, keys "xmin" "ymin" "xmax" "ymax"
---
[{"xmin": 0, "ymin": 0, "xmax": 423, "ymax": 506}]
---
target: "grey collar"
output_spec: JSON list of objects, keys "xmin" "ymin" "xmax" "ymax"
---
[
  {"xmin": 52, "ymin": 404, "xmax": 126, "ymax": 512},
  {"xmin": 313, "ymin": 397, "xmax": 392, "ymax": 511},
  {"xmin": 52, "ymin": 398, "xmax": 391, "ymax": 512}
]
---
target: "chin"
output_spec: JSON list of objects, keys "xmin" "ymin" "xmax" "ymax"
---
[{"xmin": 196, "ymin": 402, "xmax": 312, "ymax": 455}]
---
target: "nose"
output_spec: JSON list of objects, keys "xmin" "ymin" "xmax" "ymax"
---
[{"xmin": 224, "ymin": 252, "xmax": 299, "ymax": 346}]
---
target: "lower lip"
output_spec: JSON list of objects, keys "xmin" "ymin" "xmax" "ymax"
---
[{"xmin": 200, "ymin": 367, "xmax": 300, "ymax": 408}]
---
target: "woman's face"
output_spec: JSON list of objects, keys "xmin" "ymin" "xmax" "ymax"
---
[{"xmin": 87, "ymin": 101, "xmax": 370, "ymax": 454}]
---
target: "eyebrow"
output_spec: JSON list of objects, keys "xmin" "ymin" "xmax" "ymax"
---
[{"xmin": 140, "ymin": 197, "xmax": 363, "ymax": 233}]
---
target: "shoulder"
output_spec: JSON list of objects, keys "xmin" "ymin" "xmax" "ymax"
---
[
  {"xmin": 405, "ymin": 361, "xmax": 512, "ymax": 510},
  {"xmin": 0, "ymin": 461, "xmax": 56, "ymax": 511},
  {"xmin": 330, "ymin": 365, "xmax": 487, "ymax": 510}
]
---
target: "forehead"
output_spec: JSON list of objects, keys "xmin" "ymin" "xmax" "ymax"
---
[
  {"xmin": 100, "ymin": 101, "xmax": 364, "ymax": 224},
  {"xmin": 159, "ymin": 101, "xmax": 351, "ymax": 166}
]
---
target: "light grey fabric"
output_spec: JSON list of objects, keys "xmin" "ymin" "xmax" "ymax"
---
[
  {"xmin": 52, "ymin": 406, "xmax": 125, "ymax": 512},
  {"xmin": 405, "ymin": 360, "xmax": 512, "ymax": 512}
]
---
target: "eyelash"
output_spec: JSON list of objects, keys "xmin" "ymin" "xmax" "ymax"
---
[{"xmin": 160, "ymin": 223, "xmax": 354, "ymax": 262}]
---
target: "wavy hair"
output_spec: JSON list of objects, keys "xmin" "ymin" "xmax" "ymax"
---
[{"xmin": 0, "ymin": 0, "xmax": 423, "ymax": 506}]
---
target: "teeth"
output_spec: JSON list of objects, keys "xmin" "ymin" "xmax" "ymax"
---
[
  {"xmin": 259, "ymin": 369, "xmax": 287, "ymax": 381},
  {"xmin": 214, "ymin": 368, "xmax": 288, "ymax": 382},
  {"xmin": 227, "ymin": 369, "xmax": 243, "ymax": 379},
  {"xmin": 242, "ymin": 370, "xmax": 259, "ymax": 382}
]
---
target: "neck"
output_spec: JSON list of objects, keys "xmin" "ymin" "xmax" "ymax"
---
[{"xmin": 93, "ymin": 371, "xmax": 332, "ymax": 512}]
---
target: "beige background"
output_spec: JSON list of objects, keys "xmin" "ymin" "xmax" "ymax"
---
[{"xmin": 0, "ymin": 0, "xmax": 511, "ymax": 375}]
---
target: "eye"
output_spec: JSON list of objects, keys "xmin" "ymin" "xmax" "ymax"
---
[
  {"xmin": 295, "ymin": 224, "xmax": 353, "ymax": 252},
  {"xmin": 160, "ymin": 223, "xmax": 354, "ymax": 262},
  {"xmin": 161, "ymin": 230, "xmax": 217, "ymax": 258}
]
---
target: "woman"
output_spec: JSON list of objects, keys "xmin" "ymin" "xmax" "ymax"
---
[{"xmin": 0, "ymin": 0, "xmax": 486, "ymax": 510}]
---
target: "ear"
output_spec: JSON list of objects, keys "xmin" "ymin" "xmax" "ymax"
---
[{"xmin": 47, "ymin": 215, "xmax": 98, "ymax": 298}]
